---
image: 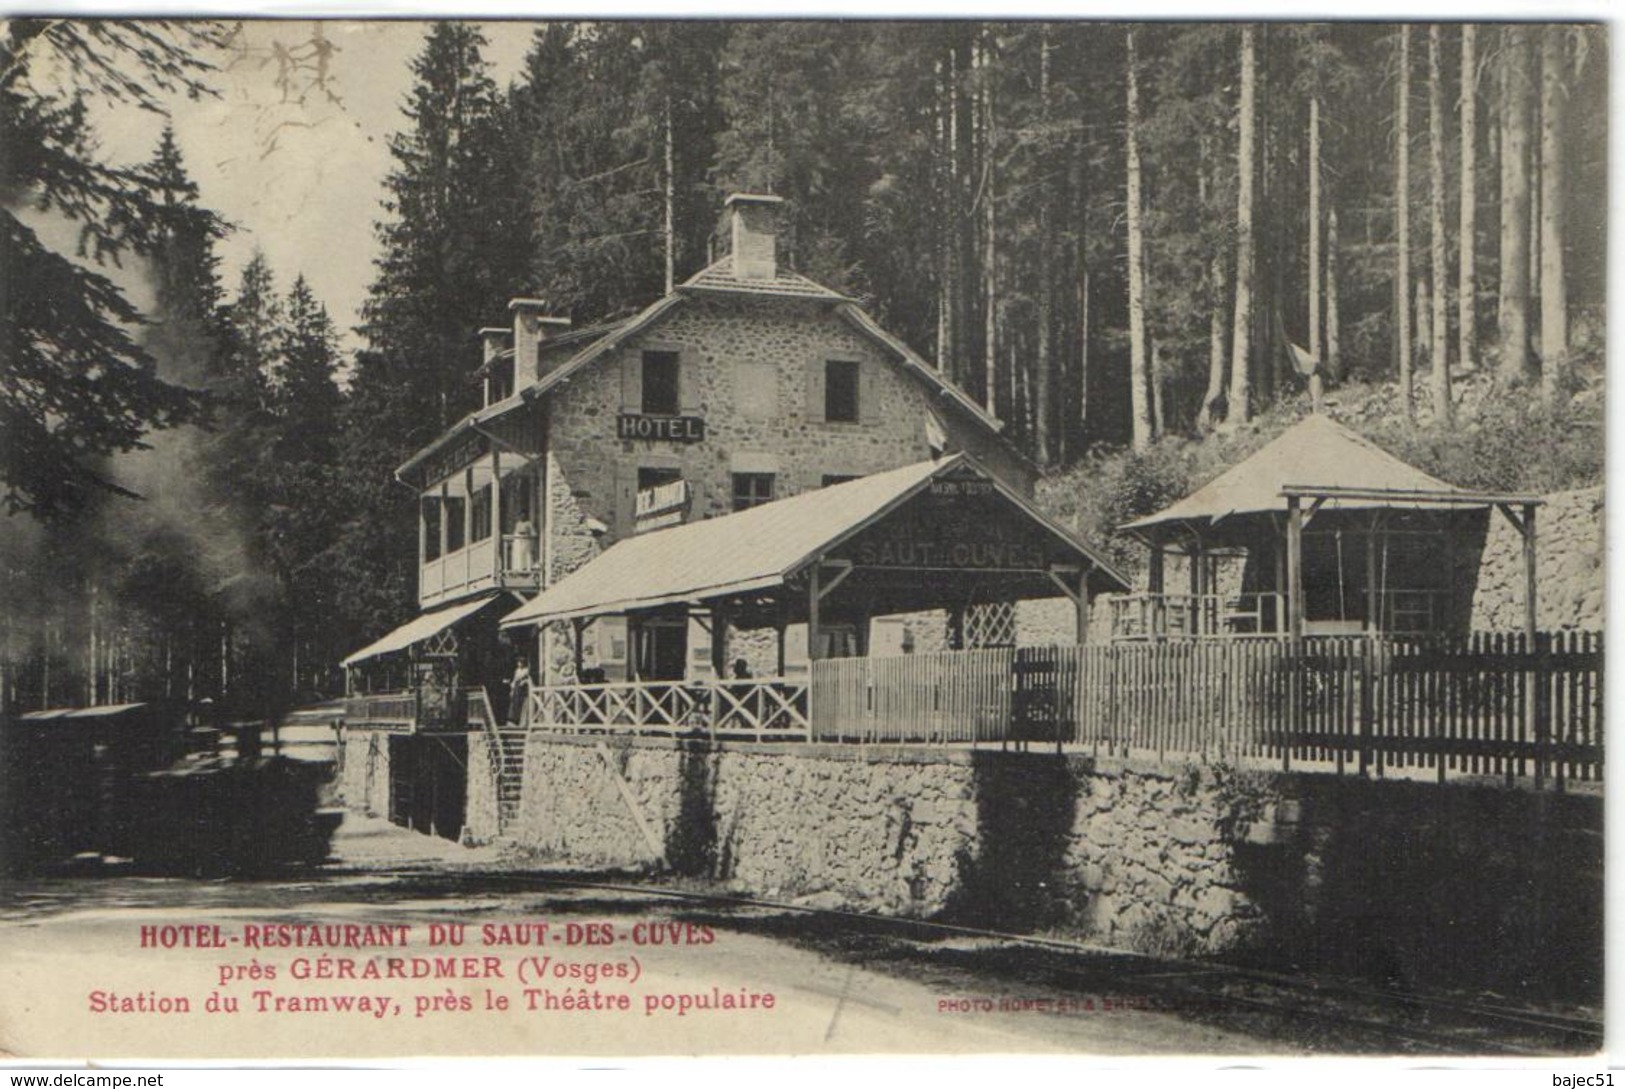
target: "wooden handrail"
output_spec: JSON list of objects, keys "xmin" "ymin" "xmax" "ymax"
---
[{"xmin": 530, "ymin": 677, "xmax": 810, "ymax": 738}]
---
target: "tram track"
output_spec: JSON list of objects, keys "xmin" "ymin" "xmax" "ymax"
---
[{"xmin": 367, "ymin": 864, "xmax": 1603, "ymax": 1055}]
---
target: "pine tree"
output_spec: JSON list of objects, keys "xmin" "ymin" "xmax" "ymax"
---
[
  {"xmin": 0, "ymin": 21, "xmax": 219, "ymax": 518},
  {"xmin": 341, "ymin": 23, "xmax": 526, "ymax": 638}
]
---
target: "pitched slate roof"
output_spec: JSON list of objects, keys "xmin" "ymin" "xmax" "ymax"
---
[
  {"xmin": 501, "ymin": 455, "xmax": 1128, "ymax": 627},
  {"xmin": 677, "ymin": 257, "xmax": 850, "ymax": 301},
  {"xmin": 1121, "ymin": 414, "xmax": 1468, "ymax": 532}
]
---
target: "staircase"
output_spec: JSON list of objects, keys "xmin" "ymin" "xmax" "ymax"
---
[{"xmin": 496, "ymin": 729, "xmax": 528, "ymax": 830}]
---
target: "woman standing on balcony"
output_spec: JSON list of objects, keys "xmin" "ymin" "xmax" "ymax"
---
[{"xmin": 510, "ymin": 515, "xmax": 535, "ymax": 574}]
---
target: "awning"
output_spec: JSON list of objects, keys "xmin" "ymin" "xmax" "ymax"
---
[
  {"xmin": 342, "ymin": 594, "xmax": 511, "ymax": 667},
  {"xmin": 502, "ymin": 454, "xmax": 1129, "ymax": 629}
]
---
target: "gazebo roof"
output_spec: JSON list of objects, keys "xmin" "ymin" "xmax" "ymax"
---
[{"xmin": 1121, "ymin": 415, "xmax": 1471, "ymax": 535}]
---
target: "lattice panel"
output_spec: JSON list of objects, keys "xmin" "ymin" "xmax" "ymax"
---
[
  {"xmin": 962, "ymin": 600, "xmax": 1016, "ymax": 649},
  {"xmin": 420, "ymin": 628, "xmax": 459, "ymax": 658}
]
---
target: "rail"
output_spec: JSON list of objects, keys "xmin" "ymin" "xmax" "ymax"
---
[
  {"xmin": 529, "ymin": 677, "xmax": 810, "ymax": 740},
  {"xmin": 1108, "ymin": 589, "xmax": 1451, "ymax": 641},
  {"xmin": 805, "ymin": 632, "xmax": 1603, "ymax": 788},
  {"xmin": 343, "ymin": 687, "xmax": 492, "ymax": 733}
]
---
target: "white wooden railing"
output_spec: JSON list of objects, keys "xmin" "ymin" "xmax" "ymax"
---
[{"xmin": 529, "ymin": 678, "xmax": 810, "ymax": 740}]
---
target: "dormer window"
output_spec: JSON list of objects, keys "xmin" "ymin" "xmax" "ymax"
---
[{"xmin": 642, "ymin": 351, "xmax": 680, "ymax": 416}]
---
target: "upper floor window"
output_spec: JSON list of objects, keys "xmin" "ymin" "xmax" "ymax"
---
[
  {"xmin": 642, "ymin": 350, "xmax": 680, "ymax": 416},
  {"xmin": 444, "ymin": 495, "xmax": 467, "ymax": 553},
  {"xmin": 825, "ymin": 360, "xmax": 860, "ymax": 423},
  {"xmin": 422, "ymin": 498, "xmax": 442, "ymax": 561},
  {"xmin": 732, "ymin": 473, "xmax": 775, "ymax": 511},
  {"xmin": 470, "ymin": 484, "xmax": 492, "ymax": 543}
]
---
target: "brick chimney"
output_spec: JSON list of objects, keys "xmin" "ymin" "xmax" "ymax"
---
[
  {"xmin": 726, "ymin": 193, "xmax": 784, "ymax": 282},
  {"xmin": 508, "ymin": 299, "xmax": 571, "ymax": 384}
]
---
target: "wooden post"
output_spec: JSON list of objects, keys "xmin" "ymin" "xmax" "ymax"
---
[
  {"xmin": 807, "ymin": 563, "xmax": 823, "ymax": 663},
  {"xmin": 625, "ymin": 617, "xmax": 639, "ymax": 682},
  {"xmin": 1148, "ymin": 544, "xmax": 1165, "ymax": 640},
  {"xmin": 711, "ymin": 606, "xmax": 729, "ymax": 678},
  {"xmin": 1286, "ymin": 497, "xmax": 1305, "ymax": 643},
  {"xmin": 491, "ymin": 446, "xmax": 503, "ymax": 579},
  {"xmin": 1366, "ymin": 517, "xmax": 1381, "ymax": 634},
  {"xmin": 775, "ymin": 613, "xmax": 787, "ymax": 677},
  {"xmin": 571, "ymin": 619, "xmax": 585, "ymax": 678},
  {"xmin": 1522, "ymin": 503, "xmax": 1538, "ymax": 640},
  {"xmin": 1075, "ymin": 568, "xmax": 1091, "ymax": 646}
]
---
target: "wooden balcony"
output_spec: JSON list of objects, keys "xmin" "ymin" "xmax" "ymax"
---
[
  {"xmin": 343, "ymin": 688, "xmax": 490, "ymax": 733},
  {"xmin": 420, "ymin": 533, "xmax": 540, "ymax": 609},
  {"xmin": 529, "ymin": 678, "xmax": 810, "ymax": 741}
]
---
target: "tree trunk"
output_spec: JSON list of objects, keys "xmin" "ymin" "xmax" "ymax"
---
[
  {"xmin": 1459, "ymin": 24, "xmax": 1478, "ymax": 373},
  {"xmin": 1416, "ymin": 278, "xmax": 1431, "ymax": 375},
  {"xmin": 663, "ymin": 92, "xmax": 675, "ymax": 295},
  {"xmin": 1198, "ymin": 134, "xmax": 1228, "ymax": 432},
  {"xmin": 1539, "ymin": 25, "xmax": 1568, "ymax": 399},
  {"xmin": 1035, "ymin": 25, "xmax": 1053, "ymax": 464},
  {"xmin": 981, "ymin": 30, "xmax": 997, "ymax": 415},
  {"xmin": 1227, "ymin": 24, "xmax": 1257, "ymax": 428},
  {"xmin": 1327, "ymin": 208, "xmax": 1342, "ymax": 380},
  {"xmin": 1309, "ymin": 94, "xmax": 1321, "ymax": 368},
  {"xmin": 1429, "ymin": 25, "xmax": 1452, "ymax": 424},
  {"xmin": 1498, "ymin": 25, "xmax": 1533, "ymax": 382},
  {"xmin": 1126, "ymin": 27, "xmax": 1152, "ymax": 448},
  {"xmin": 1396, "ymin": 25, "xmax": 1414, "ymax": 420}
]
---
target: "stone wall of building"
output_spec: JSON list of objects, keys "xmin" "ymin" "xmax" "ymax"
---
[
  {"xmin": 336, "ymin": 728, "xmax": 391, "ymax": 817},
  {"xmin": 507, "ymin": 735, "xmax": 1601, "ymax": 999},
  {"xmin": 1470, "ymin": 486, "xmax": 1604, "ymax": 632},
  {"xmin": 464, "ymin": 731, "xmax": 500, "ymax": 845},
  {"xmin": 543, "ymin": 294, "xmax": 1030, "ymax": 570}
]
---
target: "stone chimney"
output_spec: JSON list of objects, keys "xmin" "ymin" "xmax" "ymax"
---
[
  {"xmin": 508, "ymin": 299, "xmax": 571, "ymax": 384},
  {"xmin": 726, "ymin": 193, "xmax": 784, "ymax": 282}
]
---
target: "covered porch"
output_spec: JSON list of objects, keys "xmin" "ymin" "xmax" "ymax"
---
[
  {"xmin": 498, "ymin": 455, "xmax": 1129, "ymax": 740},
  {"xmin": 1112, "ymin": 416, "xmax": 1543, "ymax": 643}
]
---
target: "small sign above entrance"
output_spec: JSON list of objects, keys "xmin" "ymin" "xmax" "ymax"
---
[
  {"xmin": 929, "ymin": 479, "xmax": 997, "ymax": 498},
  {"xmin": 618, "ymin": 414, "xmax": 706, "ymax": 443}
]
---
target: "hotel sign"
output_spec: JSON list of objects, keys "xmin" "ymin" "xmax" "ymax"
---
[{"xmin": 617, "ymin": 414, "xmax": 706, "ymax": 443}]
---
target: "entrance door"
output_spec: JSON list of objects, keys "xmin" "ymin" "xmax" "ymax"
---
[{"xmin": 635, "ymin": 618, "xmax": 688, "ymax": 681}]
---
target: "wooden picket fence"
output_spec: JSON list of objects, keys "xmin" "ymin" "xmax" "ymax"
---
[{"xmin": 808, "ymin": 632, "xmax": 1603, "ymax": 788}]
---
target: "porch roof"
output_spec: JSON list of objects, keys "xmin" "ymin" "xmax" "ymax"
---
[
  {"xmin": 342, "ymin": 592, "xmax": 515, "ymax": 668},
  {"xmin": 501, "ymin": 455, "xmax": 1129, "ymax": 628},
  {"xmin": 1121, "ymin": 415, "xmax": 1503, "ymax": 537}
]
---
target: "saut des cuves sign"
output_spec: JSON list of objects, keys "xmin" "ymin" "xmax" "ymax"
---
[{"xmin": 617, "ymin": 414, "xmax": 706, "ymax": 442}]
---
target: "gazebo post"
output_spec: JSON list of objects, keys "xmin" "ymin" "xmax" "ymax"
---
[
  {"xmin": 1522, "ymin": 502, "xmax": 1538, "ymax": 641},
  {"xmin": 1286, "ymin": 496, "xmax": 1305, "ymax": 643},
  {"xmin": 571, "ymin": 619, "xmax": 585, "ymax": 677},
  {"xmin": 1366, "ymin": 513, "xmax": 1382, "ymax": 634},
  {"xmin": 807, "ymin": 563, "xmax": 822, "ymax": 662},
  {"xmin": 775, "ymin": 612, "xmax": 787, "ymax": 677},
  {"xmin": 1148, "ymin": 543, "xmax": 1166, "ymax": 639},
  {"xmin": 1076, "ymin": 567, "xmax": 1092, "ymax": 645}
]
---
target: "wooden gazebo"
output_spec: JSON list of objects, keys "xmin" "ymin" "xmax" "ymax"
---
[{"xmin": 1114, "ymin": 415, "xmax": 1542, "ymax": 642}]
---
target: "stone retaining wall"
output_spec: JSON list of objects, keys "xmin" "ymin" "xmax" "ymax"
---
[
  {"xmin": 1470, "ymin": 486, "xmax": 1604, "ymax": 632},
  {"xmin": 507, "ymin": 735, "xmax": 1601, "ymax": 999},
  {"xmin": 336, "ymin": 729, "xmax": 390, "ymax": 818}
]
